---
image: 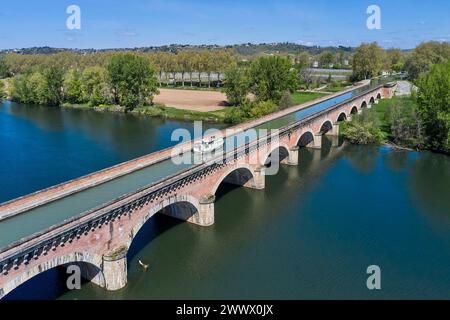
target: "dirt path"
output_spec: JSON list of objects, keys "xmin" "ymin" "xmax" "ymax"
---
[{"xmin": 154, "ymin": 88, "xmax": 228, "ymax": 112}]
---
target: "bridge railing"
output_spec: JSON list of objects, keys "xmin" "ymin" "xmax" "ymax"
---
[{"xmin": 0, "ymin": 83, "xmax": 389, "ymax": 273}]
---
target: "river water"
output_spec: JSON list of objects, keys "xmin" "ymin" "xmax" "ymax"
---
[{"xmin": 1, "ymin": 101, "xmax": 449, "ymax": 300}]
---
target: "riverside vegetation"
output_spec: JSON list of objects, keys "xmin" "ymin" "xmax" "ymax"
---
[
  {"xmin": 341, "ymin": 60, "xmax": 450, "ymax": 154},
  {"xmin": 0, "ymin": 41, "xmax": 448, "ymax": 126}
]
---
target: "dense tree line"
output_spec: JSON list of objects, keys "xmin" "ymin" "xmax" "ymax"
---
[
  {"xmin": 2, "ymin": 50, "xmax": 236, "ymax": 88},
  {"xmin": 351, "ymin": 41, "xmax": 450, "ymax": 81},
  {"xmin": 344, "ymin": 58, "xmax": 449, "ymax": 154},
  {"xmin": 10, "ymin": 53, "xmax": 158, "ymax": 109},
  {"xmin": 416, "ymin": 60, "xmax": 450, "ymax": 153},
  {"xmin": 223, "ymin": 55, "xmax": 298, "ymax": 123}
]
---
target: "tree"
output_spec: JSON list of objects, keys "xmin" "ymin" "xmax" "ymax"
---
[
  {"xmin": 0, "ymin": 80, "xmax": 5, "ymax": 98},
  {"xmin": 0, "ymin": 58, "xmax": 9, "ymax": 78},
  {"xmin": 107, "ymin": 53, "xmax": 158, "ymax": 110},
  {"xmin": 352, "ymin": 43, "xmax": 385, "ymax": 80},
  {"xmin": 386, "ymin": 48, "xmax": 405, "ymax": 72},
  {"xmin": 249, "ymin": 56, "xmax": 298, "ymax": 102},
  {"xmin": 10, "ymin": 71, "xmax": 47, "ymax": 105},
  {"xmin": 178, "ymin": 51, "xmax": 192, "ymax": 87},
  {"xmin": 298, "ymin": 67, "xmax": 314, "ymax": 89},
  {"xmin": 319, "ymin": 51, "xmax": 335, "ymax": 68},
  {"xmin": 42, "ymin": 66, "xmax": 64, "ymax": 106},
  {"xmin": 343, "ymin": 110, "xmax": 385, "ymax": 144},
  {"xmin": 64, "ymin": 69, "xmax": 84, "ymax": 103},
  {"xmin": 387, "ymin": 100, "xmax": 423, "ymax": 148},
  {"xmin": 405, "ymin": 41, "xmax": 450, "ymax": 80},
  {"xmin": 82, "ymin": 66, "xmax": 111, "ymax": 106},
  {"xmin": 223, "ymin": 65, "xmax": 250, "ymax": 106},
  {"xmin": 295, "ymin": 51, "xmax": 311, "ymax": 69},
  {"xmin": 279, "ymin": 90, "xmax": 294, "ymax": 109},
  {"xmin": 416, "ymin": 60, "xmax": 450, "ymax": 153}
]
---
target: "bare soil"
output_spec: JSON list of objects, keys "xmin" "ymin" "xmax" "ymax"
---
[{"xmin": 154, "ymin": 88, "xmax": 229, "ymax": 112}]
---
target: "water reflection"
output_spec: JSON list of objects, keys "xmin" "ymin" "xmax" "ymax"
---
[
  {"xmin": 0, "ymin": 101, "xmax": 226, "ymax": 202},
  {"xmin": 409, "ymin": 151, "xmax": 450, "ymax": 225}
]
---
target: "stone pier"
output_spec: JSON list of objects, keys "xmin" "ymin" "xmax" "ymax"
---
[{"xmin": 102, "ymin": 247, "xmax": 128, "ymax": 291}]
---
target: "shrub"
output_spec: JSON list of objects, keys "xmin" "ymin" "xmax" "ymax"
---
[
  {"xmin": 279, "ymin": 91, "xmax": 294, "ymax": 110},
  {"xmin": 342, "ymin": 110, "xmax": 386, "ymax": 144}
]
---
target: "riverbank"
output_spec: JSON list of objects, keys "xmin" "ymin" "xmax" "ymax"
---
[
  {"xmin": 61, "ymin": 102, "xmax": 227, "ymax": 123},
  {"xmin": 59, "ymin": 91, "xmax": 328, "ymax": 124},
  {"xmin": 340, "ymin": 96, "xmax": 426, "ymax": 150}
]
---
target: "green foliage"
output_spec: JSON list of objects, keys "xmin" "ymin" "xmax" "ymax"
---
[
  {"xmin": 294, "ymin": 51, "xmax": 311, "ymax": 69},
  {"xmin": 279, "ymin": 91, "xmax": 294, "ymax": 109},
  {"xmin": 342, "ymin": 110, "xmax": 386, "ymax": 144},
  {"xmin": 416, "ymin": 61, "xmax": 450, "ymax": 153},
  {"xmin": 352, "ymin": 42, "xmax": 385, "ymax": 80},
  {"xmin": 0, "ymin": 80, "xmax": 4, "ymax": 98},
  {"xmin": 64, "ymin": 69, "xmax": 84, "ymax": 103},
  {"xmin": 11, "ymin": 72, "xmax": 48, "ymax": 105},
  {"xmin": 249, "ymin": 56, "xmax": 298, "ymax": 102},
  {"xmin": 319, "ymin": 51, "xmax": 335, "ymax": 67},
  {"xmin": 222, "ymin": 65, "xmax": 250, "ymax": 106},
  {"xmin": 81, "ymin": 66, "xmax": 111, "ymax": 106},
  {"xmin": 405, "ymin": 42, "xmax": 450, "ymax": 80},
  {"xmin": 42, "ymin": 66, "xmax": 64, "ymax": 106},
  {"xmin": 224, "ymin": 100, "xmax": 277, "ymax": 124},
  {"xmin": 386, "ymin": 98, "xmax": 424, "ymax": 148},
  {"xmin": 385, "ymin": 48, "xmax": 405, "ymax": 72},
  {"xmin": 0, "ymin": 57, "xmax": 9, "ymax": 78},
  {"xmin": 107, "ymin": 53, "xmax": 158, "ymax": 110}
]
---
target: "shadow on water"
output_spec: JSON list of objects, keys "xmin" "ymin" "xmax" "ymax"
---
[
  {"xmin": 3, "ymin": 264, "xmax": 95, "ymax": 300},
  {"xmin": 409, "ymin": 151, "xmax": 450, "ymax": 223},
  {"xmin": 127, "ymin": 214, "xmax": 184, "ymax": 262}
]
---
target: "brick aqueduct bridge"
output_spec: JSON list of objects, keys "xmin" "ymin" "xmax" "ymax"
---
[{"xmin": 0, "ymin": 80, "xmax": 396, "ymax": 298}]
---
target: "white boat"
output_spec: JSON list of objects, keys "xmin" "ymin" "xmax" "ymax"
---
[{"xmin": 193, "ymin": 136, "xmax": 224, "ymax": 154}]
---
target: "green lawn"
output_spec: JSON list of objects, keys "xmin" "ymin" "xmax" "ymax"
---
[
  {"xmin": 372, "ymin": 96, "xmax": 416, "ymax": 133},
  {"xmin": 132, "ymin": 104, "xmax": 226, "ymax": 123},
  {"xmin": 291, "ymin": 92, "xmax": 328, "ymax": 105}
]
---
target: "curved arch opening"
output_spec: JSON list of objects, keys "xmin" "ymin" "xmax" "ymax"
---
[
  {"xmin": 214, "ymin": 167, "xmax": 256, "ymax": 200},
  {"xmin": 319, "ymin": 121, "xmax": 333, "ymax": 135},
  {"xmin": 337, "ymin": 112, "xmax": 347, "ymax": 122},
  {"xmin": 297, "ymin": 131, "xmax": 315, "ymax": 148},
  {"xmin": 128, "ymin": 199, "xmax": 199, "ymax": 261},
  {"xmin": 350, "ymin": 106, "xmax": 358, "ymax": 115},
  {"xmin": 3, "ymin": 260, "xmax": 103, "ymax": 300},
  {"xmin": 264, "ymin": 146, "xmax": 290, "ymax": 167},
  {"xmin": 369, "ymin": 97, "xmax": 375, "ymax": 105},
  {"xmin": 361, "ymin": 101, "xmax": 368, "ymax": 109},
  {"xmin": 376, "ymin": 93, "xmax": 382, "ymax": 100}
]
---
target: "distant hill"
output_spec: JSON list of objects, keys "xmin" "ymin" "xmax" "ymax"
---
[{"xmin": 0, "ymin": 43, "xmax": 355, "ymax": 56}]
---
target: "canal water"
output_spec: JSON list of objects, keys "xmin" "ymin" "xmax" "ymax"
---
[{"xmin": 1, "ymin": 101, "xmax": 450, "ymax": 299}]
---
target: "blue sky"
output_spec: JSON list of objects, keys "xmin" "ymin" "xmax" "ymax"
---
[{"xmin": 0, "ymin": 0, "xmax": 449, "ymax": 49}]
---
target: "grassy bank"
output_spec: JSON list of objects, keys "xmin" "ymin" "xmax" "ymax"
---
[
  {"xmin": 340, "ymin": 96, "xmax": 420, "ymax": 147},
  {"xmin": 61, "ymin": 91, "xmax": 328, "ymax": 124},
  {"xmin": 132, "ymin": 104, "xmax": 226, "ymax": 122},
  {"xmin": 62, "ymin": 102, "xmax": 226, "ymax": 122},
  {"xmin": 291, "ymin": 91, "xmax": 327, "ymax": 104}
]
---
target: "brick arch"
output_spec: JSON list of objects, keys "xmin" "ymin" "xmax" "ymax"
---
[
  {"xmin": 211, "ymin": 164, "xmax": 256, "ymax": 196},
  {"xmin": 263, "ymin": 142, "xmax": 291, "ymax": 166},
  {"xmin": 296, "ymin": 130, "xmax": 315, "ymax": 147},
  {"xmin": 369, "ymin": 96, "xmax": 375, "ymax": 104},
  {"xmin": 336, "ymin": 112, "xmax": 347, "ymax": 122},
  {"xmin": 376, "ymin": 92, "xmax": 382, "ymax": 100},
  {"xmin": 361, "ymin": 100, "xmax": 368, "ymax": 109},
  {"xmin": 1, "ymin": 251, "xmax": 104, "ymax": 300},
  {"xmin": 127, "ymin": 194, "xmax": 200, "ymax": 249},
  {"xmin": 317, "ymin": 119, "xmax": 334, "ymax": 134},
  {"xmin": 350, "ymin": 106, "xmax": 358, "ymax": 115}
]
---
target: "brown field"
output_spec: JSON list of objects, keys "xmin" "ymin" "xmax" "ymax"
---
[{"xmin": 154, "ymin": 88, "xmax": 229, "ymax": 112}]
